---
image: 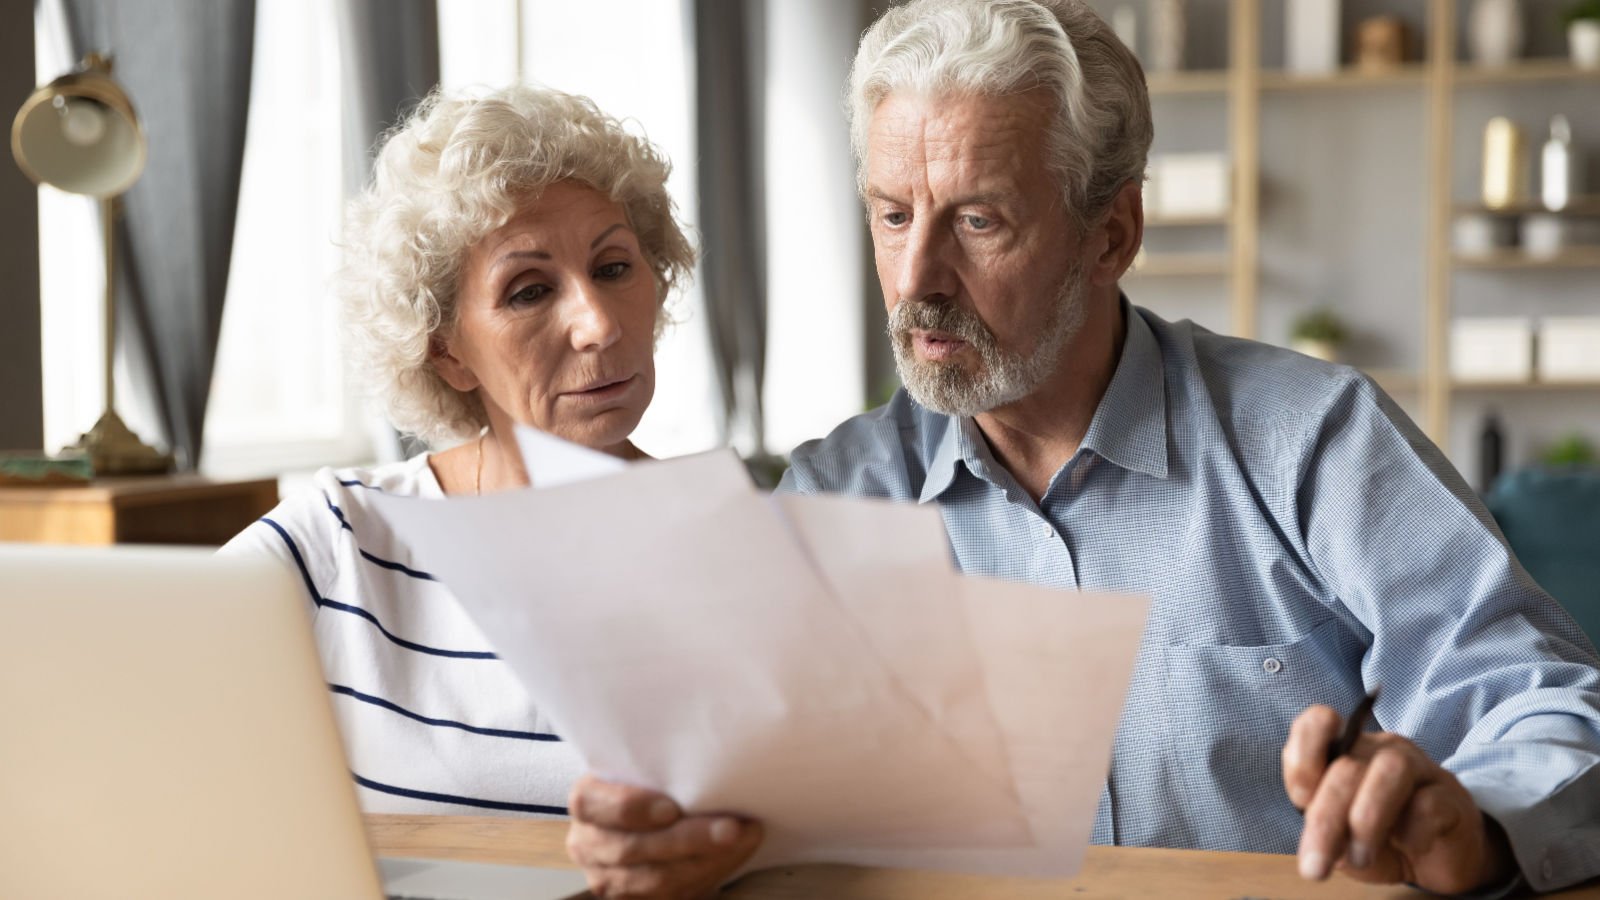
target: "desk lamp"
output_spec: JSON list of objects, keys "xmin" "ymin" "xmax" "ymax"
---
[{"xmin": 10, "ymin": 53, "xmax": 172, "ymax": 475}]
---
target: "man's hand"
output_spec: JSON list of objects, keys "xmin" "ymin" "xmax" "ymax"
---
[
  {"xmin": 565, "ymin": 773, "xmax": 764, "ymax": 899},
  {"xmin": 1282, "ymin": 705, "xmax": 1515, "ymax": 894}
]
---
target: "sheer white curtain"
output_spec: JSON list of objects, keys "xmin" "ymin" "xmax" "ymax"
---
[
  {"xmin": 202, "ymin": 0, "xmax": 364, "ymax": 474},
  {"xmin": 762, "ymin": 0, "xmax": 869, "ymax": 453},
  {"xmin": 439, "ymin": 0, "xmax": 720, "ymax": 459}
]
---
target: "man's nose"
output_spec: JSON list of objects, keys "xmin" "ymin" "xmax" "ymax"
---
[
  {"xmin": 569, "ymin": 281, "xmax": 623, "ymax": 352},
  {"xmin": 894, "ymin": 221, "xmax": 958, "ymax": 305}
]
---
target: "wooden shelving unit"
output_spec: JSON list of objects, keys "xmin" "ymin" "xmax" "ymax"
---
[
  {"xmin": 1364, "ymin": 368, "xmax": 1423, "ymax": 395},
  {"xmin": 1455, "ymin": 197, "xmax": 1600, "ymax": 217},
  {"xmin": 1145, "ymin": 213, "xmax": 1231, "ymax": 227},
  {"xmin": 1129, "ymin": 253, "xmax": 1233, "ymax": 278},
  {"xmin": 1453, "ymin": 248, "xmax": 1600, "ymax": 270},
  {"xmin": 1454, "ymin": 60, "xmax": 1600, "ymax": 85},
  {"xmin": 1146, "ymin": 70, "xmax": 1231, "ymax": 95},
  {"xmin": 1258, "ymin": 63, "xmax": 1429, "ymax": 91},
  {"xmin": 1453, "ymin": 379, "xmax": 1600, "ymax": 392},
  {"xmin": 1141, "ymin": 0, "xmax": 1600, "ymax": 451}
]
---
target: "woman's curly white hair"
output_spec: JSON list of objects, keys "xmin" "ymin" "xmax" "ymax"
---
[{"xmin": 338, "ymin": 84, "xmax": 696, "ymax": 447}]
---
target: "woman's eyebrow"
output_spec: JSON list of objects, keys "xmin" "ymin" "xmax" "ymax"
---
[
  {"xmin": 495, "ymin": 249, "xmax": 552, "ymax": 270},
  {"xmin": 589, "ymin": 222, "xmax": 628, "ymax": 249}
]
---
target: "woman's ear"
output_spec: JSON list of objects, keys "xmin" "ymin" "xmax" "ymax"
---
[
  {"xmin": 430, "ymin": 334, "xmax": 480, "ymax": 393},
  {"xmin": 1089, "ymin": 180, "xmax": 1145, "ymax": 288}
]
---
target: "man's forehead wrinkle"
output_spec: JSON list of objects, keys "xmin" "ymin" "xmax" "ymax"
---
[{"xmin": 868, "ymin": 93, "xmax": 1044, "ymax": 205}]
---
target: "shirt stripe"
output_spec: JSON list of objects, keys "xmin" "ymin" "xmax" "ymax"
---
[
  {"xmin": 329, "ymin": 683, "xmax": 561, "ymax": 742},
  {"xmin": 260, "ymin": 516, "xmax": 494, "ymax": 660},
  {"xmin": 353, "ymin": 774, "xmax": 568, "ymax": 816}
]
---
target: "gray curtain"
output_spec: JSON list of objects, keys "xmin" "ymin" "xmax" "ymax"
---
[
  {"xmin": 62, "ymin": 0, "xmax": 255, "ymax": 471},
  {"xmin": 336, "ymin": 0, "xmax": 439, "ymax": 200},
  {"xmin": 336, "ymin": 0, "xmax": 438, "ymax": 460},
  {"xmin": 693, "ymin": 0, "xmax": 768, "ymax": 456},
  {"xmin": 1, "ymin": 0, "xmax": 41, "ymax": 451}
]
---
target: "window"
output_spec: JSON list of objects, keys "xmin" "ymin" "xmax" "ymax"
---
[
  {"xmin": 35, "ymin": 0, "xmax": 369, "ymax": 474},
  {"xmin": 203, "ymin": 0, "xmax": 367, "ymax": 473}
]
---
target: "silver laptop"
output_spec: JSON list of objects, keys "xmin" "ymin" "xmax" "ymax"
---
[{"xmin": 0, "ymin": 544, "xmax": 589, "ymax": 900}]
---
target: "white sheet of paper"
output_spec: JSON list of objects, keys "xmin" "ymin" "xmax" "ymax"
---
[
  {"xmin": 371, "ymin": 452, "xmax": 1031, "ymax": 859},
  {"xmin": 770, "ymin": 494, "xmax": 1018, "ymax": 808},
  {"xmin": 515, "ymin": 426, "xmax": 628, "ymax": 489},
  {"xmin": 369, "ymin": 438, "xmax": 1149, "ymax": 876}
]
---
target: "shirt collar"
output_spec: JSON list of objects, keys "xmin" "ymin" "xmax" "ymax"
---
[
  {"xmin": 917, "ymin": 298, "xmax": 1169, "ymax": 505},
  {"xmin": 919, "ymin": 415, "xmax": 991, "ymax": 504},
  {"xmin": 1078, "ymin": 299, "xmax": 1170, "ymax": 481}
]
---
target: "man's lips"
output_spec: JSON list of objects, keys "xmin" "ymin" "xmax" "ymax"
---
[{"xmin": 912, "ymin": 330, "xmax": 969, "ymax": 362}]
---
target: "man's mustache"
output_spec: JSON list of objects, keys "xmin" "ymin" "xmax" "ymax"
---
[{"xmin": 889, "ymin": 300, "xmax": 996, "ymax": 349}]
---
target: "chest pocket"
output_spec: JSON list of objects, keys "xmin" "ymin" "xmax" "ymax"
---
[{"xmin": 1156, "ymin": 618, "xmax": 1367, "ymax": 850}]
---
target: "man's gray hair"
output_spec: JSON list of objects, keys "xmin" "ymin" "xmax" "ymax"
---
[{"xmin": 848, "ymin": 0, "xmax": 1153, "ymax": 227}]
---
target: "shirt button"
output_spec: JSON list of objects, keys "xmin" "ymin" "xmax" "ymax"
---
[
  {"xmin": 1262, "ymin": 657, "xmax": 1283, "ymax": 674},
  {"xmin": 1042, "ymin": 523, "xmax": 1055, "ymax": 539}
]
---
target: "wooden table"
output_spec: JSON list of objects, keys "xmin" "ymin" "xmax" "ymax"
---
[
  {"xmin": 0, "ymin": 474, "xmax": 278, "ymax": 545},
  {"xmin": 365, "ymin": 815, "xmax": 1600, "ymax": 898}
]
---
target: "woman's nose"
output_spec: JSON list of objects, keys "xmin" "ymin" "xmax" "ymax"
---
[{"xmin": 569, "ymin": 281, "xmax": 623, "ymax": 351}]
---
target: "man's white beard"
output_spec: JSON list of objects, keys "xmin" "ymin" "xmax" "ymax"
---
[{"xmin": 888, "ymin": 263, "xmax": 1088, "ymax": 417}]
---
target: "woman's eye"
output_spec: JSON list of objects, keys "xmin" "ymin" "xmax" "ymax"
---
[
  {"xmin": 963, "ymin": 214, "xmax": 993, "ymax": 230},
  {"xmin": 595, "ymin": 261, "xmax": 630, "ymax": 280},
  {"xmin": 508, "ymin": 283, "xmax": 550, "ymax": 306}
]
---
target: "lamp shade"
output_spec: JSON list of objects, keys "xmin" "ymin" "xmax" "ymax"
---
[{"xmin": 11, "ymin": 54, "xmax": 145, "ymax": 198}]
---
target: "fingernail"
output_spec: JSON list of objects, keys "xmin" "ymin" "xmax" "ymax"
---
[
  {"xmin": 649, "ymin": 798, "xmax": 678, "ymax": 825},
  {"xmin": 710, "ymin": 817, "xmax": 741, "ymax": 846},
  {"xmin": 1349, "ymin": 841, "xmax": 1372, "ymax": 869},
  {"xmin": 1300, "ymin": 850, "xmax": 1328, "ymax": 880}
]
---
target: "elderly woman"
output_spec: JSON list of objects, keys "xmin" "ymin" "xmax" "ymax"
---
[{"xmin": 220, "ymin": 84, "xmax": 761, "ymax": 897}]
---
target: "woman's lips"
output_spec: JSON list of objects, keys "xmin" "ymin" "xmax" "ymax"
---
[
  {"xmin": 913, "ymin": 331, "xmax": 969, "ymax": 362},
  {"xmin": 564, "ymin": 373, "xmax": 638, "ymax": 402}
]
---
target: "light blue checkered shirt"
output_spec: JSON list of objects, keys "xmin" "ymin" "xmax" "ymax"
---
[{"xmin": 778, "ymin": 301, "xmax": 1600, "ymax": 892}]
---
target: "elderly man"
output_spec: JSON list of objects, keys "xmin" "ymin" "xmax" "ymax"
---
[{"xmin": 564, "ymin": 1, "xmax": 1600, "ymax": 896}]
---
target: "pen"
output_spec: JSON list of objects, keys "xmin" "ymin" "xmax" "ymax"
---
[{"xmin": 1327, "ymin": 688, "xmax": 1379, "ymax": 765}]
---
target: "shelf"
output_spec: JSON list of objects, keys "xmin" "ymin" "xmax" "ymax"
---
[
  {"xmin": 1453, "ymin": 248, "xmax": 1600, "ymax": 269},
  {"xmin": 1260, "ymin": 64, "xmax": 1428, "ymax": 92},
  {"xmin": 1127, "ymin": 254, "xmax": 1231, "ymax": 278},
  {"xmin": 1452, "ymin": 379, "xmax": 1600, "ymax": 392},
  {"xmin": 1362, "ymin": 368, "xmax": 1422, "ymax": 393},
  {"xmin": 1454, "ymin": 198, "xmax": 1600, "ymax": 218},
  {"xmin": 1454, "ymin": 60, "xmax": 1600, "ymax": 86},
  {"xmin": 1145, "ymin": 213, "xmax": 1231, "ymax": 227},
  {"xmin": 1146, "ymin": 71, "xmax": 1230, "ymax": 96}
]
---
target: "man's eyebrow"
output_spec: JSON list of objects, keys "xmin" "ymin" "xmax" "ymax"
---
[
  {"xmin": 864, "ymin": 187, "xmax": 901, "ymax": 203},
  {"xmin": 952, "ymin": 192, "xmax": 1011, "ymax": 208}
]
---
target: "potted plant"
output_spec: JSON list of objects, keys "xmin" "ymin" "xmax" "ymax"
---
[
  {"xmin": 1543, "ymin": 433, "xmax": 1597, "ymax": 468},
  {"xmin": 1290, "ymin": 308, "xmax": 1348, "ymax": 362},
  {"xmin": 1568, "ymin": 0, "xmax": 1600, "ymax": 69}
]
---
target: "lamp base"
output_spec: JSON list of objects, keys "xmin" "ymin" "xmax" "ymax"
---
[{"xmin": 69, "ymin": 410, "xmax": 174, "ymax": 476}]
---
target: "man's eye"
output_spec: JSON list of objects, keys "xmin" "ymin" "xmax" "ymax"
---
[
  {"xmin": 509, "ymin": 284, "xmax": 550, "ymax": 306},
  {"xmin": 964, "ymin": 214, "xmax": 993, "ymax": 230},
  {"xmin": 882, "ymin": 211, "xmax": 909, "ymax": 227},
  {"xmin": 595, "ymin": 261, "xmax": 630, "ymax": 280}
]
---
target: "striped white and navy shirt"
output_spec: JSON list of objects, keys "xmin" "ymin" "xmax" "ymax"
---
[{"xmin": 220, "ymin": 454, "xmax": 580, "ymax": 817}]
